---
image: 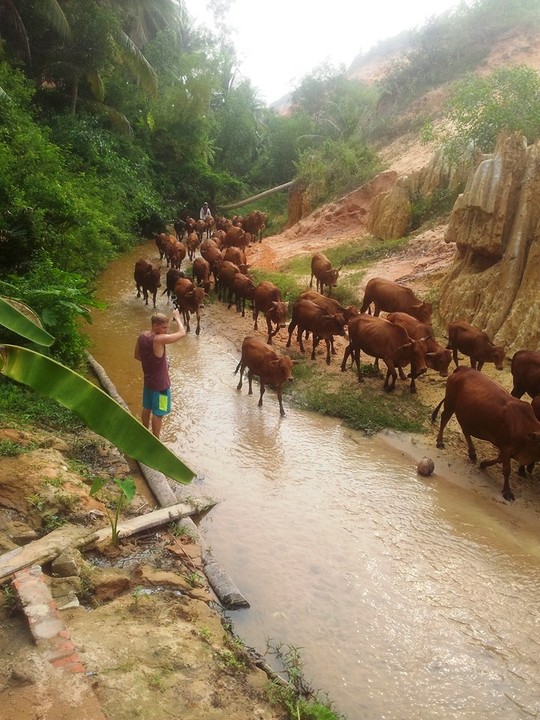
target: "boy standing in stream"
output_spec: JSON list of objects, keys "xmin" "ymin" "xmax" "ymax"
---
[{"xmin": 134, "ymin": 308, "xmax": 186, "ymax": 438}]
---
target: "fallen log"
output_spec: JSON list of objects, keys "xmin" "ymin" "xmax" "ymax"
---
[
  {"xmin": 0, "ymin": 524, "xmax": 96, "ymax": 584},
  {"xmin": 93, "ymin": 500, "xmax": 214, "ymax": 543}
]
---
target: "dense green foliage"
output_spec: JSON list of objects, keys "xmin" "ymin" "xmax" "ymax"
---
[
  {"xmin": 425, "ymin": 65, "xmax": 540, "ymax": 160},
  {"xmin": 0, "ymin": 254, "xmax": 99, "ymax": 368}
]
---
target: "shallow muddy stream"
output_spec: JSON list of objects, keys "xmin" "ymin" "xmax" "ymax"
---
[{"xmin": 85, "ymin": 242, "xmax": 540, "ymax": 720}]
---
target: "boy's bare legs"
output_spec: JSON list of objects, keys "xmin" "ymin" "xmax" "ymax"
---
[{"xmin": 151, "ymin": 415, "xmax": 163, "ymax": 438}]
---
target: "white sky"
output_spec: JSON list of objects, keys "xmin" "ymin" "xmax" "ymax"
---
[{"xmin": 185, "ymin": 0, "xmax": 468, "ymax": 104}]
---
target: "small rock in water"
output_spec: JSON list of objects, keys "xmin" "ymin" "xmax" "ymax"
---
[{"xmin": 417, "ymin": 457, "xmax": 435, "ymax": 476}]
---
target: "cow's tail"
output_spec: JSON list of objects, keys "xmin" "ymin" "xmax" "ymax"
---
[
  {"xmin": 234, "ymin": 358, "xmax": 242, "ymax": 376},
  {"xmin": 431, "ymin": 398, "xmax": 445, "ymax": 425}
]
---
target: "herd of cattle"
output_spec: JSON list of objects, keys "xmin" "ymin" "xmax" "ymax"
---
[{"xmin": 133, "ymin": 215, "xmax": 540, "ymax": 502}]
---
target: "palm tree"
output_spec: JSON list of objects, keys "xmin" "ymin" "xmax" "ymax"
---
[{"xmin": 0, "ymin": 0, "xmax": 70, "ymax": 62}]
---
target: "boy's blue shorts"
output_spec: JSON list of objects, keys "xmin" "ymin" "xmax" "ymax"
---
[{"xmin": 142, "ymin": 387, "xmax": 171, "ymax": 416}]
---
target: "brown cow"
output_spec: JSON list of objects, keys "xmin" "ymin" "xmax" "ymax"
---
[
  {"xmin": 222, "ymin": 245, "xmax": 247, "ymax": 270},
  {"xmin": 431, "ymin": 367, "xmax": 540, "ymax": 501},
  {"xmin": 310, "ymin": 252, "xmax": 341, "ymax": 297},
  {"xmin": 162, "ymin": 268, "xmax": 186, "ymax": 301},
  {"xmin": 510, "ymin": 349, "xmax": 540, "ymax": 399},
  {"xmin": 286, "ymin": 299, "xmax": 347, "ymax": 365},
  {"xmin": 223, "ymin": 225, "xmax": 247, "ymax": 249},
  {"xmin": 200, "ymin": 238, "xmax": 223, "ymax": 277},
  {"xmin": 360, "ymin": 277, "xmax": 432, "ymax": 323},
  {"xmin": 155, "ymin": 232, "xmax": 170, "ymax": 262},
  {"xmin": 386, "ymin": 311, "xmax": 452, "ymax": 377},
  {"xmin": 241, "ymin": 210, "xmax": 267, "ymax": 242},
  {"xmin": 217, "ymin": 260, "xmax": 241, "ymax": 303},
  {"xmin": 252, "ymin": 281, "xmax": 288, "ymax": 344},
  {"xmin": 234, "ymin": 336, "xmax": 295, "ymax": 416},
  {"xmin": 173, "ymin": 277, "xmax": 205, "ymax": 335},
  {"xmin": 194, "ymin": 219, "xmax": 206, "ymax": 242},
  {"xmin": 166, "ymin": 239, "xmax": 186, "ymax": 270},
  {"xmin": 341, "ymin": 314, "xmax": 427, "ymax": 393},
  {"xmin": 228, "ymin": 272, "xmax": 256, "ymax": 317},
  {"xmin": 447, "ymin": 320, "xmax": 505, "ymax": 371},
  {"xmin": 299, "ymin": 290, "xmax": 358, "ymax": 323},
  {"xmin": 298, "ymin": 290, "xmax": 358, "ymax": 356},
  {"xmin": 186, "ymin": 231, "xmax": 200, "ymax": 261},
  {"xmin": 192, "ymin": 256, "xmax": 212, "ymax": 293},
  {"xmin": 134, "ymin": 259, "xmax": 160, "ymax": 308}
]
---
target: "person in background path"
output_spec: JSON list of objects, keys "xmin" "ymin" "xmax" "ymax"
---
[
  {"xmin": 199, "ymin": 201, "xmax": 212, "ymax": 220},
  {"xmin": 134, "ymin": 308, "xmax": 186, "ymax": 438}
]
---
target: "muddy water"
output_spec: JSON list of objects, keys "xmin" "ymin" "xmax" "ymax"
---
[{"xmin": 85, "ymin": 243, "xmax": 540, "ymax": 720}]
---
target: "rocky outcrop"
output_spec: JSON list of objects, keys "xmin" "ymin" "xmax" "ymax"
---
[
  {"xmin": 438, "ymin": 132, "xmax": 540, "ymax": 353},
  {"xmin": 367, "ymin": 147, "xmax": 476, "ymax": 240}
]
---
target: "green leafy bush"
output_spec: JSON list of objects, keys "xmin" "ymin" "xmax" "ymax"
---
[{"xmin": 0, "ymin": 253, "xmax": 101, "ymax": 368}]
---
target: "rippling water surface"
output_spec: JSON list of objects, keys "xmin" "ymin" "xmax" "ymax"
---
[{"xmin": 86, "ymin": 243, "xmax": 540, "ymax": 720}]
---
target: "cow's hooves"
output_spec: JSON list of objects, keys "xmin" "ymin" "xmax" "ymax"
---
[
  {"xmin": 436, "ymin": 441, "xmax": 445, "ymax": 449},
  {"xmin": 196, "ymin": 330, "xmax": 200, "ymax": 336},
  {"xmin": 503, "ymin": 491, "xmax": 515, "ymax": 502}
]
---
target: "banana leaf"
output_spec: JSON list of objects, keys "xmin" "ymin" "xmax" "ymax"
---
[
  {"xmin": 0, "ymin": 297, "xmax": 54, "ymax": 347},
  {"xmin": 0, "ymin": 345, "xmax": 195, "ymax": 485}
]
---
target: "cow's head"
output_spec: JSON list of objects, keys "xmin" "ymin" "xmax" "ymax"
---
[
  {"xmin": 271, "ymin": 301, "xmax": 288, "ymax": 327},
  {"xmin": 410, "ymin": 302, "xmax": 432, "ymax": 324},
  {"xmin": 491, "ymin": 345, "xmax": 506, "ymax": 370},
  {"xmin": 425, "ymin": 347, "xmax": 452, "ymax": 377},
  {"xmin": 405, "ymin": 339, "xmax": 428, "ymax": 378}
]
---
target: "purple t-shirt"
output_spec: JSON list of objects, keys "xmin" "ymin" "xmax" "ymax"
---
[{"xmin": 137, "ymin": 332, "xmax": 170, "ymax": 391}]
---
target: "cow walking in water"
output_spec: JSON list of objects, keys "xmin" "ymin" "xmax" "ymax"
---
[
  {"xmin": 431, "ymin": 367, "xmax": 540, "ymax": 501},
  {"xmin": 235, "ymin": 336, "xmax": 295, "ymax": 416}
]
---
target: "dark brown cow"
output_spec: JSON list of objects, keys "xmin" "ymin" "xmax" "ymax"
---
[
  {"xmin": 173, "ymin": 277, "xmax": 205, "ymax": 335},
  {"xmin": 447, "ymin": 320, "xmax": 505, "ymax": 371},
  {"xmin": 360, "ymin": 277, "xmax": 432, "ymax": 323},
  {"xmin": 173, "ymin": 218, "xmax": 185, "ymax": 241},
  {"xmin": 252, "ymin": 281, "xmax": 288, "ymax": 344},
  {"xmin": 192, "ymin": 256, "xmax": 212, "ymax": 293},
  {"xmin": 431, "ymin": 367, "xmax": 540, "ymax": 501},
  {"xmin": 234, "ymin": 336, "xmax": 295, "ymax": 416},
  {"xmin": 162, "ymin": 268, "xmax": 186, "ymax": 301},
  {"xmin": 286, "ymin": 299, "xmax": 347, "ymax": 365},
  {"xmin": 510, "ymin": 349, "xmax": 540, "ymax": 399},
  {"xmin": 309, "ymin": 252, "xmax": 341, "ymax": 297},
  {"xmin": 228, "ymin": 273, "xmax": 256, "ymax": 316},
  {"xmin": 386, "ymin": 311, "xmax": 452, "ymax": 377},
  {"xmin": 341, "ymin": 314, "xmax": 427, "ymax": 392},
  {"xmin": 134, "ymin": 259, "xmax": 160, "ymax": 308}
]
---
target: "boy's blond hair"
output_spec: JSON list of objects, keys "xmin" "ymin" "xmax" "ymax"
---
[{"xmin": 151, "ymin": 313, "xmax": 169, "ymax": 325}]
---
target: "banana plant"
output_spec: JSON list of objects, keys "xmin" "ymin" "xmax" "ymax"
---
[{"xmin": 0, "ymin": 296, "xmax": 195, "ymax": 485}]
